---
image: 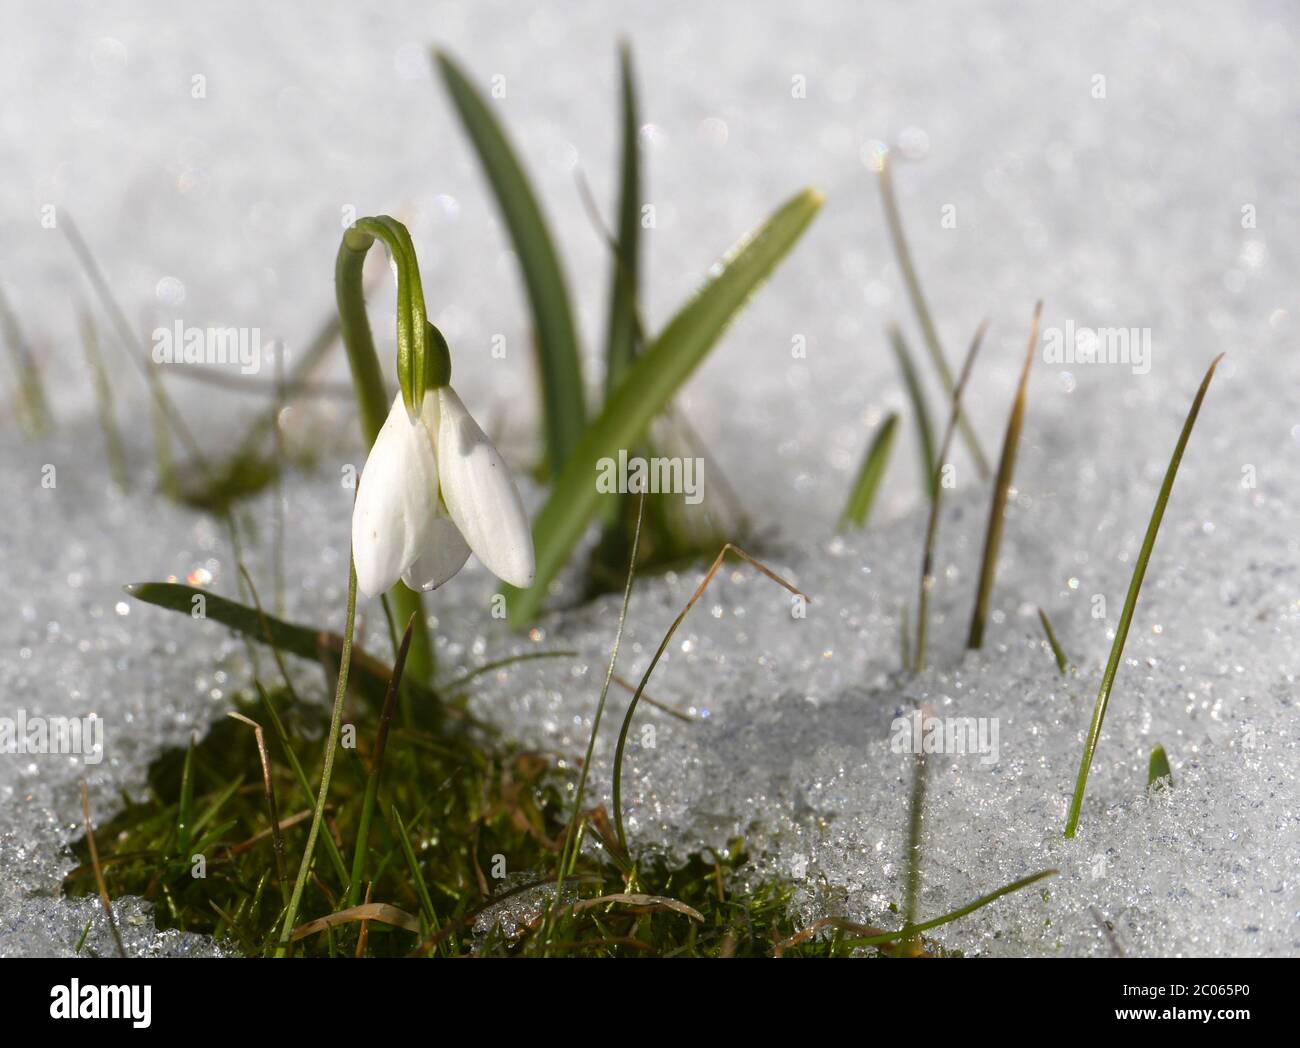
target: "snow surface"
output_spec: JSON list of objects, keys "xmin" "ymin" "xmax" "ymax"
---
[{"xmin": 1, "ymin": 0, "xmax": 1297, "ymax": 956}]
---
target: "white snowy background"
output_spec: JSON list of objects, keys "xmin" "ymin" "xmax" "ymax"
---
[{"xmin": 1, "ymin": 0, "xmax": 1296, "ymax": 956}]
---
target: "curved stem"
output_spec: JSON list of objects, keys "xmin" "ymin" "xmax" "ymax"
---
[
  {"xmin": 278, "ymin": 558, "xmax": 359, "ymax": 954},
  {"xmin": 335, "ymin": 222, "xmax": 435, "ymax": 683}
]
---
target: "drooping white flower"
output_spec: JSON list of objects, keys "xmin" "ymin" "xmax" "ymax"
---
[{"xmin": 351, "ymin": 388, "xmax": 534, "ymax": 599}]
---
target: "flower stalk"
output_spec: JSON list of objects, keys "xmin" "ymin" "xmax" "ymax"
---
[{"xmin": 335, "ymin": 218, "xmax": 435, "ymax": 682}]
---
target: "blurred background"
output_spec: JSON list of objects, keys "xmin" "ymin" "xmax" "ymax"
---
[{"xmin": 3, "ymin": 0, "xmax": 1296, "ymax": 531}]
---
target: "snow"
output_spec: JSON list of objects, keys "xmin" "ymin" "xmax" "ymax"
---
[{"xmin": 1, "ymin": 0, "xmax": 1297, "ymax": 956}]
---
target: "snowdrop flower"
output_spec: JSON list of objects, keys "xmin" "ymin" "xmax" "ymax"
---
[{"xmin": 352, "ymin": 384, "xmax": 535, "ymax": 599}]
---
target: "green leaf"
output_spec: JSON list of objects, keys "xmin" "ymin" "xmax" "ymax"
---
[
  {"xmin": 434, "ymin": 50, "xmax": 587, "ymax": 472},
  {"xmin": 604, "ymin": 41, "xmax": 641, "ymax": 396},
  {"xmin": 1037, "ymin": 607, "xmax": 1070, "ymax": 675},
  {"xmin": 124, "ymin": 582, "xmax": 433, "ymax": 710},
  {"xmin": 838, "ymin": 868, "xmax": 1058, "ymax": 949},
  {"xmin": 839, "ymin": 413, "xmax": 898, "ymax": 531},
  {"xmin": 1148, "ymin": 745, "xmax": 1173, "ymax": 789},
  {"xmin": 505, "ymin": 187, "xmax": 824, "ymax": 626},
  {"xmin": 1064, "ymin": 354, "xmax": 1223, "ymax": 838},
  {"xmin": 889, "ymin": 326, "xmax": 936, "ymax": 497}
]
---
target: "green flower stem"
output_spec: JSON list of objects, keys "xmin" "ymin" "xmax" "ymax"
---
[
  {"xmin": 278, "ymin": 559, "xmax": 359, "ymax": 954},
  {"xmin": 335, "ymin": 220, "xmax": 435, "ymax": 683}
]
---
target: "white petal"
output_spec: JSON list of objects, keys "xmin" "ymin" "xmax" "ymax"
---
[
  {"xmin": 434, "ymin": 386, "xmax": 535, "ymax": 588},
  {"xmin": 401, "ymin": 511, "xmax": 472, "ymax": 592},
  {"xmin": 351, "ymin": 394, "xmax": 439, "ymax": 599}
]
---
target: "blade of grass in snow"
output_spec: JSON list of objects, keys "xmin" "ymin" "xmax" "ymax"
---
[
  {"xmin": 1064, "ymin": 353, "xmax": 1224, "ymax": 838},
  {"xmin": 900, "ymin": 747, "xmax": 928, "ymax": 958},
  {"xmin": 875, "ymin": 151, "xmax": 989, "ymax": 478},
  {"xmin": 605, "ymin": 41, "xmax": 642, "ymax": 395},
  {"xmin": 78, "ymin": 309, "xmax": 129, "ymax": 492},
  {"xmin": 63, "ymin": 215, "xmax": 209, "ymax": 471},
  {"xmin": 435, "ymin": 50, "xmax": 586, "ymax": 473},
  {"xmin": 840, "ymin": 413, "xmax": 899, "ymax": 530},
  {"xmin": 507, "ymin": 188, "xmax": 823, "ymax": 625},
  {"xmin": 80, "ymin": 781, "xmax": 127, "ymax": 958},
  {"xmin": 611, "ymin": 545, "xmax": 808, "ymax": 853},
  {"xmin": 124, "ymin": 581, "xmax": 434, "ymax": 710},
  {"xmin": 0, "ymin": 284, "xmax": 52, "ymax": 435},
  {"xmin": 1148, "ymin": 745, "xmax": 1173, "ymax": 789},
  {"xmin": 837, "ymin": 868, "xmax": 1058, "ymax": 949},
  {"xmin": 914, "ymin": 322, "xmax": 987, "ymax": 672},
  {"xmin": 968, "ymin": 301, "xmax": 1042, "ymax": 649},
  {"xmin": 889, "ymin": 326, "xmax": 937, "ymax": 496},
  {"xmin": 1038, "ymin": 606, "xmax": 1069, "ymax": 675}
]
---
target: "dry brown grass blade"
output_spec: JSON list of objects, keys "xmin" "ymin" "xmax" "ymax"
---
[
  {"xmin": 291, "ymin": 902, "xmax": 420, "ymax": 941},
  {"xmin": 227, "ymin": 711, "xmax": 288, "ymax": 903},
  {"xmin": 773, "ymin": 917, "xmax": 889, "ymax": 957},
  {"xmin": 967, "ymin": 301, "xmax": 1042, "ymax": 649},
  {"xmin": 564, "ymin": 893, "xmax": 705, "ymax": 922},
  {"xmin": 80, "ymin": 780, "xmax": 126, "ymax": 958}
]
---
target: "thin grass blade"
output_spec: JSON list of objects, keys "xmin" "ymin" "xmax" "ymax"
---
[
  {"xmin": 1038, "ymin": 606, "xmax": 1069, "ymax": 675},
  {"xmin": 838, "ymin": 868, "xmax": 1057, "ymax": 949},
  {"xmin": 914, "ymin": 322, "xmax": 987, "ymax": 671},
  {"xmin": 1148, "ymin": 745, "xmax": 1173, "ymax": 789},
  {"xmin": 876, "ymin": 151, "xmax": 989, "ymax": 477},
  {"xmin": 967, "ymin": 301, "xmax": 1042, "ymax": 649},
  {"xmin": 840, "ymin": 412, "xmax": 899, "ymax": 530},
  {"xmin": 434, "ymin": 50, "xmax": 586, "ymax": 472},
  {"xmin": 1064, "ymin": 354, "xmax": 1224, "ymax": 838},
  {"xmin": 889, "ymin": 325, "xmax": 937, "ymax": 495}
]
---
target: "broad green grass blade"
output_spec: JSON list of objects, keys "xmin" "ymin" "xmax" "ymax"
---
[
  {"xmin": 604, "ymin": 41, "xmax": 641, "ymax": 396},
  {"xmin": 1038, "ymin": 606, "xmax": 1069, "ymax": 675},
  {"xmin": 1064, "ymin": 354, "xmax": 1224, "ymax": 838},
  {"xmin": 1148, "ymin": 745, "xmax": 1173, "ymax": 789},
  {"xmin": 124, "ymin": 581, "xmax": 433, "ymax": 709},
  {"xmin": 506, "ymin": 188, "xmax": 824, "ymax": 625},
  {"xmin": 968, "ymin": 302, "xmax": 1042, "ymax": 649},
  {"xmin": 889, "ymin": 326, "xmax": 936, "ymax": 496},
  {"xmin": 839, "ymin": 413, "xmax": 898, "ymax": 531},
  {"xmin": 876, "ymin": 152, "xmax": 989, "ymax": 478},
  {"xmin": 435, "ymin": 50, "xmax": 586, "ymax": 472},
  {"xmin": 839, "ymin": 868, "xmax": 1057, "ymax": 949}
]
